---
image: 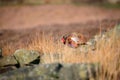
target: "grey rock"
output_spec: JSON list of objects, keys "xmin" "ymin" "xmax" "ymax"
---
[
  {"xmin": 0, "ymin": 56, "xmax": 17, "ymax": 67},
  {"xmin": 0, "ymin": 66, "xmax": 17, "ymax": 74},
  {"xmin": 59, "ymin": 63, "xmax": 99, "ymax": 80},
  {"xmin": 13, "ymin": 49, "xmax": 40, "ymax": 67},
  {"xmin": 0, "ymin": 63, "xmax": 99, "ymax": 80}
]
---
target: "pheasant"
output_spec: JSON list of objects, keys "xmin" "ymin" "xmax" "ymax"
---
[{"xmin": 61, "ymin": 33, "xmax": 87, "ymax": 48}]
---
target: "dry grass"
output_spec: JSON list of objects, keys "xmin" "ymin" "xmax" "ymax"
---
[
  {"xmin": 26, "ymin": 27, "xmax": 120, "ymax": 80},
  {"xmin": 27, "ymin": 29, "xmax": 119, "ymax": 62},
  {"xmin": 1, "ymin": 26, "xmax": 120, "ymax": 79},
  {"xmin": 95, "ymin": 28, "xmax": 120, "ymax": 80}
]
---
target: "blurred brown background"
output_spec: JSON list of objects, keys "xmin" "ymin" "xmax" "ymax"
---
[
  {"xmin": 0, "ymin": 0, "xmax": 120, "ymax": 55},
  {"xmin": 0, "ymin": 0, "xmax": 120, "ymax": 4}
]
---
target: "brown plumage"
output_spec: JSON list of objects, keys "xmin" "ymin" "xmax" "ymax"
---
[{"xmin": 61, "ymin": 32, "xmax": 87, "ymax": 48}]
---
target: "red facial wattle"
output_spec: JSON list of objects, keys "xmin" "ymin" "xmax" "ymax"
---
[
  {"xmin": 61, "ymin": 38, "xmax": 66, "ymax": 44},
  {"xmin": 61, "ymin": 38, "xmax": 64, "ymax": 42}
]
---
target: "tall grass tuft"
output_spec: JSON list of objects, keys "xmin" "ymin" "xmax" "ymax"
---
[
  {"xmin": 27, "ymin": 27, "xmax": 120, "ymax": 79},
  {"xmin": 96, "ymin": 28, "xmax": 120, "ymax": 80}
]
